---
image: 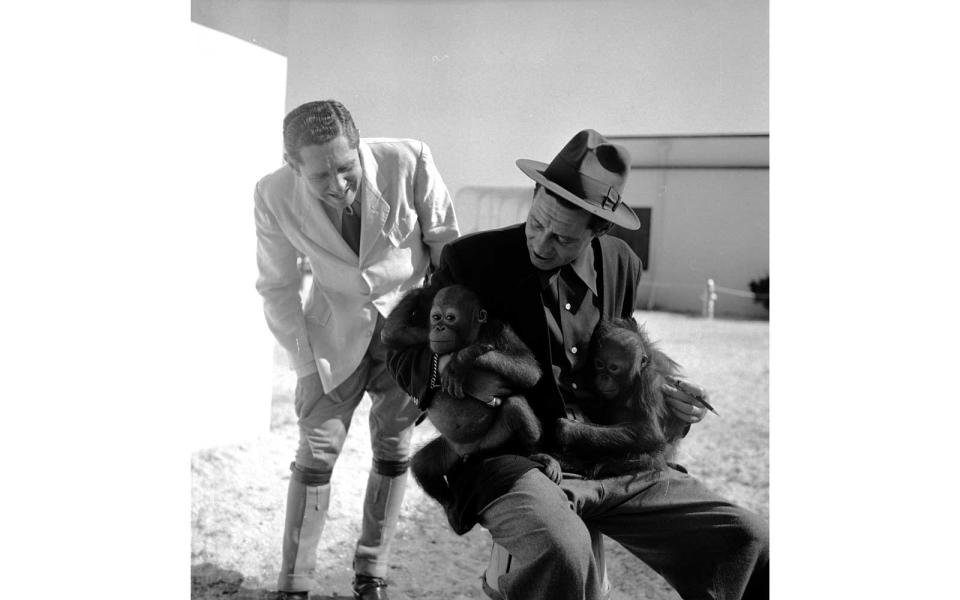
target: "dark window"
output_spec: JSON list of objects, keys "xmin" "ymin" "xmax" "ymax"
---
[{"xmin": 609, "ymin": 207, "xmax": 651, "ymax": 270}]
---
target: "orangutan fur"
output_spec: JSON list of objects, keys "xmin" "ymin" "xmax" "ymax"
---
[
  {"xmin": 553, "ymin": 318, "xmax": 690, "ymax": 477},
  {"xmin": 382, "ymin": 284, "xmax": 554, "ymax": 526}
]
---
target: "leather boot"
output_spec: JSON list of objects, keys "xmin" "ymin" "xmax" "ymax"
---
[
  {"xmin": 278, "ymin": 476, "xmax": 331, "ymax": 592},
  {"xmin": 353, "ymin": 467, "xmax": 408, "ymax": 579},
  {"xmin": 353, "ymin": 574, "xmax": 389, "ymax": 600}
]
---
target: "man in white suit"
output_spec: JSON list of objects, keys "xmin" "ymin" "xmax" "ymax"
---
[{"xmin": 254, "ymin": 100, "xmax": 459, "ymax": 600}]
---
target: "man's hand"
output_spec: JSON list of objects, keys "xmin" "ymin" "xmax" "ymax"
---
[
  {"xmin": 662, "ymin": 376, "xmax": 717, "ymax": 424},
  {"xmin": 294, "ymin": 371, "xmax": 325, "ymax": 416}
]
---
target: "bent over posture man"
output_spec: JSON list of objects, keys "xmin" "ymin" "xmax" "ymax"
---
[
  {"xmin": 388, "ymin": 130, "xmax": 768, "ymax": 600},
  {"xmin": 254, "ymin": 100, "xmax": 459, "ymax": 600}
]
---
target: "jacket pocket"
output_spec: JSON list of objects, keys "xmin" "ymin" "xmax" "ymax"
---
[{"xmin": 304, "ymin": 301, "xmax": 332, "ymax": 328}]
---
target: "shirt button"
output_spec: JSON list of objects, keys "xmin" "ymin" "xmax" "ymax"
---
[
  {"xmin": 571, "ymin": 346, "xmax": 578, "ymax": 354},
  {"xmin": 565, "ymin": 303, "xmax": 572, "ymax": 310}
]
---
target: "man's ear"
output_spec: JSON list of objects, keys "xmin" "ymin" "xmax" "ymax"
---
[
  {"xmin": 594, "ymin": 220, "xmax": 615, "ymax": 238},
  {"xmin": 477, "ymin": 308, "xmax": 488, "ymax": 324},
  {"xmin": 283, "ymin": 152, "xmax": 302, "ymax": 176}
]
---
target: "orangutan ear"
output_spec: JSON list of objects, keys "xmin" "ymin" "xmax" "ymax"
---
[{"xmin": 477, "ymin": 308, "xmax": 488, "ymax": 324}]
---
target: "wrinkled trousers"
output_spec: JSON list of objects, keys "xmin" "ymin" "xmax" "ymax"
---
[
  {"xmin": 278, "ymin": 316, "xmax": 420, "ymax": 592},
  {"xmin": 479, "ymin": 467, "xmax": 769, "ymax": 600}
]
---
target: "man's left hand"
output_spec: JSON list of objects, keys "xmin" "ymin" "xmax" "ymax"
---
[{"xmin": 662, "ymin": 377, "xmax": 716, "ymax": 424}]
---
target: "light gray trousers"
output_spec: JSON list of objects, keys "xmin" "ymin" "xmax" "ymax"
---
[{"xmin": 278, "ymin": 317, "xmax": 420, "ymax": 592}]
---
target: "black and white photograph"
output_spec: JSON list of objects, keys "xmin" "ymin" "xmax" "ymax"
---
[
  {"xmin": 5, "ymin": 1, "xmax": 959, "ymax": 600},
  {"xmin": 187, "ymin": 2, "xmax": 768, "ymax": 599}
]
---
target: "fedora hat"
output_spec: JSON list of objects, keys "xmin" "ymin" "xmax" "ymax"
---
[{"xmin": 516, "ymin": 129, "xmax": 639, "ymax": 230}]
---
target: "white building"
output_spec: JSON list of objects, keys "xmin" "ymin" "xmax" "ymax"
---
[
  {"xmin": 192, "ymin": 0, "xmax": 769, "ymax": 319},
  {"xmin": 456, "ymin": 134, "xmax": 769, "ymax": 318}
]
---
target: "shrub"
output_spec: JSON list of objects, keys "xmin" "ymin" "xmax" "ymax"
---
[{"xmin": 748, "ymin": 275, "xmax": 769, "ymax": 311}]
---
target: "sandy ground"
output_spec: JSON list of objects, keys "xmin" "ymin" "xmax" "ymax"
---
[{"xmin": 191, "ymin": 310, "xmax": 768, "ymax": 599}]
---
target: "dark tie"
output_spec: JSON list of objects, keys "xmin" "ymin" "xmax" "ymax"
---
[{"xmin": 341, "ymin": 203, "xmax": 361, "ymax": 256}]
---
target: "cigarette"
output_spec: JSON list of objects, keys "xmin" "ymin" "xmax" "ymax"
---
[{"xmin": 673, "ymin": 378, "xmax": 719, "ymax": 416}]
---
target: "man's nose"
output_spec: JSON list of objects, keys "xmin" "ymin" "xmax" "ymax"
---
[
  {"xmin": 530, "ymin": 232, "xmax": 549, "ymax": 253},
  {"xmin": 331, "ymin": 174, "xmax": 348, "ymax": 194}
]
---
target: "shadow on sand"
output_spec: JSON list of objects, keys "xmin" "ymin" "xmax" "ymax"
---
[
  {"xmin": 191, "ymin": 562, "xmax": 354, "ymax": 600},
  {"xmin": 192, "ymin": 563, "xmax": 265, "ymax": 599}
]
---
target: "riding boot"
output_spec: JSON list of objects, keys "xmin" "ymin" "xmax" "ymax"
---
[
  {"xmin": 278, "ymin": 466, "xmax": 332, "ymax": 592},
  {"xmin": 353, "ymin": 460, "xmax": 409, "ymax": 578}
]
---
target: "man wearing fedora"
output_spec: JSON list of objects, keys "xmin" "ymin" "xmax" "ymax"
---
[
  {"xmin": 388, "ymin": 129, "xmax": 768, "ymax": 599},
  {"xmin": 255, "ymin": 100, "xmax": 459, "ymax": 600}
]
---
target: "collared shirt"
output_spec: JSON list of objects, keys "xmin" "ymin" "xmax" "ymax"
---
[{"xmin": 538, "ymin": 244, "xmax": 601, "ymax": 418}]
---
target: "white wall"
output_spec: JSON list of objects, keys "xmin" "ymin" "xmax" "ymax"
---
[
  {"xmin": 189, "ymin": 0, "xmax": 769, "ymax": 338},
  {"xmin": 455, "ymin": 169, "xmax": 769, "ymax": 319},
  {"xmin": 626, "ymin": 168, "xmax": 769, "ymax": 317},
  {"xmin": 455, "ymin": 186, "xmax": 532, "ymax": 234},
  {"xmin": 283, "ymin": 0, "xmax": 768, "ymax": 197},
  {"xmin": 192, "ymin": 0, "xmax": 289, "ymax": 56},
  {"xmin": 181, "ymin": 23, "xmax": 287, "ymax": 449}
]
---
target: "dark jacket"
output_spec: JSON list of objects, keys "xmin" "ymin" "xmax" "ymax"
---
[
  {"xmin": 388, "ymin": 223, "xmax": 641, "ymax": 440},
  {"xmin": 386, "ymin": 223, "xmax": 641, "ymax": 533}
]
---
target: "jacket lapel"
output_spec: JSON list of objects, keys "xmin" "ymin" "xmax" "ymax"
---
[
  {"xmin": 593, "ymin": 237, "xmax": 626, "ymax": 319},
  {"xmin": 593, "ymin": 237, "xmax": 612, "ymax": 317},
  {"xmin": 500, "ymin": 235, "xmax": 561, "ymax": 419},
  {"xmin": 497, "ymin": 227, "xmax": 552, "ymax": 364},
  {"xmin": 357, "ymin": 141, "xmax": 391, "ymax": 263},
  {"xmin": 295, "ymin": 177, "xmax": 361, "ymax": 266}
]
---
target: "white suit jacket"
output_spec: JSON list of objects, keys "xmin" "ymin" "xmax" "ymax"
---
[{"xmin": 254, "ymin": 138, "xmax": 459, "ymax": 392}]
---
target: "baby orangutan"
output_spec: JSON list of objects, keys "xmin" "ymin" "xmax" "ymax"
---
[
  {"xmin": 382, "ymin": 284, "xmax": 557, "ymax": 520},
  {"xmin": 553, "ymin": 318, "xmax": 714, "ymax": 477}
]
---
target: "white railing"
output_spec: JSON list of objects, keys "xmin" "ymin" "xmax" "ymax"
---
[{"xmin": 637, "ymin": 278, "xmax": 766, "ymax": 319}]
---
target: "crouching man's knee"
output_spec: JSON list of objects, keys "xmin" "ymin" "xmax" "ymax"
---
[
  {"xmin": 735, "ymin": 509, "xmax": 769, "ymax": 560},
  {"xmin": 548, "ymin": 522, "xmax": 595, "ymax": 574},
  {"xmin": 732, "ymin": 509, "xmax": 769, "ymax": 600}
]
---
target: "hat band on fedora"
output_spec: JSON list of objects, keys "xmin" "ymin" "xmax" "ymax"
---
[{"xmin": 579, "ymin": 171, "xmax": 623, "ymax": 213}]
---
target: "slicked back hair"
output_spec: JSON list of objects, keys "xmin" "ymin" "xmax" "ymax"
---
[{"xmin": 283, "ymin": 100, "xmax": 359, "ymax": 164}]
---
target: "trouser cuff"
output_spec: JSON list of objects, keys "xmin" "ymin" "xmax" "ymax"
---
[
  {"xmin": 277, "ymin": 574, "xmax": 315, "ymax": 593},
  {"xmin": 353, "ymin": 558, "xmax": 388, "ymax": 579}
]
